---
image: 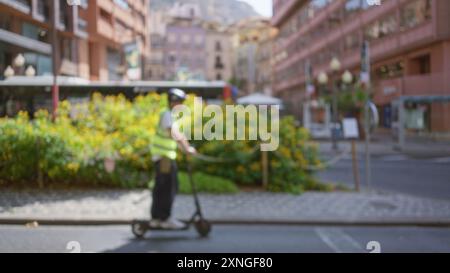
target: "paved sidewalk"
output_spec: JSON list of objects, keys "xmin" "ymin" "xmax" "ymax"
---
[
  {"xmin": 1, "ymin": 189, "xmax": 450, "ymax": 226},
  {"xmin": 317, "ymin": 132, "xmax": 450, "ymax": 158}
]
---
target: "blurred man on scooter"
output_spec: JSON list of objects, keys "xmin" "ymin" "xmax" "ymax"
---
[{"xmin": 150, "ymin": 88, "xmax": 197, "ymax": 229}]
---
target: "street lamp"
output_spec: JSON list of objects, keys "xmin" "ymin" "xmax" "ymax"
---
[
  {"xmin": 25, "ymin": 65, "xmax": 36, "ymax": 77},
  {"xmin": 342, "ymin": 70, "xmax": 353, "ymax": 84},
  {"xmin": 330, "ymin": 57, "xmax": 341, "ymax": 72},
  {"xmin": 3, "ymin": 66, "xmax": 15, "ymax": 78},
  {"xmin": 329, "ymin": 57, "xmax": 341, "ymax": 151},
  {"xmin": 13, "ymin": 54, "xmax": 25, "ymax": 68},
  {"xmin": 318, "ymin": 71, "xmax": 329, "ymax": 85}
]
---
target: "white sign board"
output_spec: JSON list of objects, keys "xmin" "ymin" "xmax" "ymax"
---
[{"xmin": 343, "ymin": 118, "xmax": 359, "ymax": 139}]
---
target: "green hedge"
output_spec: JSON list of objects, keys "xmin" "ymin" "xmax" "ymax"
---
[{"xmin": 0, "ymin": 93, "xmax": 324, "ymax": 193}]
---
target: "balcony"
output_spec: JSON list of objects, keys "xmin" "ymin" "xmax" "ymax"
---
[
  {"xmin": 0, "ymin": 28, "xmax": 51, "ymax": 55},
  {"xmin": 0, "ymin": 0, "xmax": 31, "ymax": 14},
  {"xmin": 272, "ymin": 0, "xmax": 298, "ymax": 27}
]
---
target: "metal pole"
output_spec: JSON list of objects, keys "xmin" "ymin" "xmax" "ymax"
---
[
  {"xmin": 50, "ymin": 0, "xmax": 59, "ymax": 120},
  {"xmin": 364, "ymin": 99, "xmax": 371, "ymax": 190},
  {"xmin": 261, "ymin": 150, "xmax": 269, "ymax": 189},
  {"xmin": 398, "ymin": 98, "xmax": 406, "ymax": 151},
  {"xmin": 351, "ymin": 140, "xmax": 360, "ymax": 192},
  {"xmin": 332, "ymin": 78, "xmax": 339, "ymax": 150}
]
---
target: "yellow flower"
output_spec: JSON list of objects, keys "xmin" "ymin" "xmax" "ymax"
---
[
  {"xmin": 236, "ymin": 166, "xmax": 246, "ymax": 174},
  {"xmin": 250, "ymin": 162, "xmax": 260, "ymax": 172},
  {"xmin": 66, "ymin": 162, "xmax": 80, "ymax": 172}
]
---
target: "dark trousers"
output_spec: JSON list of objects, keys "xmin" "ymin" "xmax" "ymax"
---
[{"xmin": 151, "ymin": 159, "xmax": 179, "ymax": 221}]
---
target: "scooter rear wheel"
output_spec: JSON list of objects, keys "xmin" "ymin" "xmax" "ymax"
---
[
  {"xmin": 131, "ymin": 221, "xmax": 147, "ymax": 239},
  {"xmin": 194, "ymin": 219, "xmax": 211, "ymax": 237}
]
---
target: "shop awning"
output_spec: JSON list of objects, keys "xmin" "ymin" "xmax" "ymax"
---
[
  {"xmin": 237, "ymin": 93, "xmax": 284, "ymax": 106},
  {"xmin": 396, "ymin": 95, "xmax": 450, "ymax": 103}
]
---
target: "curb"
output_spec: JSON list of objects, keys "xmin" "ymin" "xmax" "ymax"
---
[{"xmin": 2, "ymin": 218, "xmax": 450, "ymax": 227}]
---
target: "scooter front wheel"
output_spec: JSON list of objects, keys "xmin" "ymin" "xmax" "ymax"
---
[
  {"xmin": 131, "ymin": 221, "xmax": 147, "ymax": 239},
  {"xmin": 194, "ymin": 219, "xmax": 212, "ymax": 237}
]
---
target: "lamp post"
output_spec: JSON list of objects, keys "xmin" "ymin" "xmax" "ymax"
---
[
  {"xmin": 330, "ymin": 57, "xmax": 341, "ymax": 151},
  {"xmin": 50, "ymin": 0, "xmax": 59, "ymax": 121},
  {"xmin": 342, "ymin": 69, "xmax": 360, "ymax": 191}
]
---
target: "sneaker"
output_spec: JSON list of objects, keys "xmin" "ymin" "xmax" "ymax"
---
[
  {"xmin": 149, "ymin": 219, "xmax": 161, "ymax": 228},
  {"xmin": 160, "ymin": 218, "xmax": 186, "ymax": 230}
]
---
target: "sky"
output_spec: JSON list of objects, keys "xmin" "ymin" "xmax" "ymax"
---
[{"xmin": 240, "ymin": 0, "xmax": 273, "ymax": 17}]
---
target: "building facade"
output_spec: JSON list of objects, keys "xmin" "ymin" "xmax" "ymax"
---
[
  {"xmin": 0, "ymin": 0, "xmax": 150, "ymax": 81},
  {"xmin": 272, "ymin": 0, "xmax": 450, "ymax": 133},
  {"xmin": 255, "ymin": 27, "xmax": 277, "ymax": 95},
  {"xmin": 164, "ymin": 16, "xmax": 207, "ymax": 81},
  {"xmin": 83, "ymin": 0, "xmax": 150, "ymax": 81},
  {"xmin": 147, "ymin": 9, "xmax": 167, "ymax": 81},
  {"xmin": 148, "ymin": 6, "xmax": 233, "ymax": 83},
  {"xmin": 231, "ymin": 17, "xmax": 276, "ymax": 95},
  {"xmin": 204, "ymin": 22, "xmax": 233, "ymax": 82}
]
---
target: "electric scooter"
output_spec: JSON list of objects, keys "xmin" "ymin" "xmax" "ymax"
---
[{"xmin": 131, "ymin": 161, "xmax": 212, "ymax": 238}]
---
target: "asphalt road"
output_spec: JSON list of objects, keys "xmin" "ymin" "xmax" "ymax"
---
[
  {"xmin": 1, "ymin": 224, "xmax": 450, "ymax": 253},
  {"xmin": 317, "ymin": 154, "xmax": 450, "ymax": 200}
]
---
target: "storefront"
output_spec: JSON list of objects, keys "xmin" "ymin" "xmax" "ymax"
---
[{"xmin": 391, "ymin": 96, "xmax": 450, "ymax": 150}]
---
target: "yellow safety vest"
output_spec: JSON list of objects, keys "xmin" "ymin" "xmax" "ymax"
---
[{"xmin": 151, "ymin": 112, "xmax": 178, "ymax": 160}]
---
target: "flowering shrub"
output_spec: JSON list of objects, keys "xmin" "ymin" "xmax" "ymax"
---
[{"xmin": 0, "ymin": 93, "xmax": 322, "ymax": 193}]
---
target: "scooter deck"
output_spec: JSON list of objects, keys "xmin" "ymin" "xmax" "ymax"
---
[{"xmin": 133, "ymin": 220, "xmax": 190, "ymax": 231}]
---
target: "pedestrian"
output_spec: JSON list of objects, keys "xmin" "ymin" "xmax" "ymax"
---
[{"xmin": 150, "ymin": 88, "xmax": 197, "ymax": 229}]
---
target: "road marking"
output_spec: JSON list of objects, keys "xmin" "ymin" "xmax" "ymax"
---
[
  {"xmin": 315, "ymin": 228, "xmax": 363, "ymax": 253},
  {"xmin": 380, "ymin": 155, "xmax": 409, "ymax": 162}
]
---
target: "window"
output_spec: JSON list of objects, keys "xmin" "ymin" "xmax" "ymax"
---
[
  {"xmin": 409, "ymin": 54, "xmax": 431, "ymax": 75},
  {"xmin": 181, "ymin": 34, "xmax": 190, "ymax": 44},
  {"xmin": 60, "ymin": 37, "xmax": 73, "ymax": 61},
  {"xmin": 100, "ymin": 8, "xmax": 112, "ymax": 23},
  {"xmin": 21, "ymin": 22, "xmax": 48, "ymax": 42},
  {"xmin": 400, "ymin": 0, "xmax": 432, "ymax": 30},
  {"xmin": 344, "ymin": 32, "xmax": 360, "ymax": 53},
  {"xmin": 168, "ymin": 54, "xmax": 176, "ymax": 63},
  {"xmin": 107, "ymin": 48, "xmax": 123, "ymax": 80},
  {"xmin": 215, "ymin": 41, "xmax": 222, "ymax": 52},
  {"xmin": 0, "ymin": 11, "xmax": 11, "ymax": 31},
  {"xmin": 215, "ymin": 56, "xmax": 224, "ymax": 69},
  {"xmin": 59, "ymin": 0, "xmax": 69, "ymax": 28},
  {"xmin": 36, "ymin": 0, "xmax": 50, "ymax": 22},
  {"xmin": 365, "ymin": 14, "xmax": 397, "ymax": 41},
  {"xmin": 195, "ymin": 35, "xmax": 203, "ymax": 46},
  {"xmin": 114, "ymin": 0, "xmax": 129, "ymax": 10},
  {"xmin": 168, "ymin": 34, "xmax": 177, "ymax": 44},
  {"xmin": 78, "ymin": 18, "xmax": 88, "ymax": 32},
  {"xmin": 375, "ymin": 62, "xmax": 404, "ymax": 80}
]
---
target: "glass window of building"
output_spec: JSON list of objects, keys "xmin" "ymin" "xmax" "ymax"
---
[
  {"xmin": 375, "ymin": 62, "xmax": 404, "ymax": 80},
  {"xmin": 365, "ymin": 13, "xmax": 397, "ymax": 41},
  {"xmin": 400, "ymin": 0, "xmax": 432, "ymax": 30}
]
